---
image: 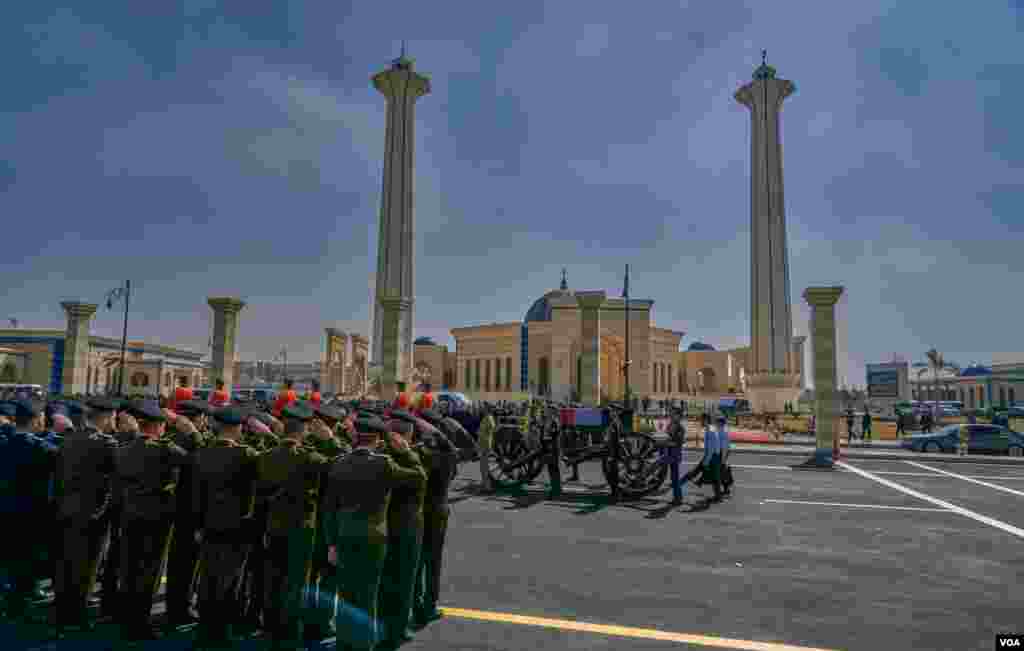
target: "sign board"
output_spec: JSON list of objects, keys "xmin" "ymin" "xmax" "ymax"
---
[{"xmin": 867, "ymin": 369, "xmax": 899, "ymax": 397}]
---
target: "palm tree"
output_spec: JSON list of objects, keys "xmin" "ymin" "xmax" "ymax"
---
[{"xmin": 924, "ymin": 348, "xmax": 961, "ymax": 419}]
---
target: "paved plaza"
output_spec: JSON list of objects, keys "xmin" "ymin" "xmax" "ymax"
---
[{"xmin": 5, "ymin": 452, "xmax": 1022, "ymax": 651}]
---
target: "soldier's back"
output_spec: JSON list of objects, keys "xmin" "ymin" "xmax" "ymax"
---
[
  {"xmin": 195, "ymin": 438, "xmax": 261, "ymax": 532},
  {"xmin": 57, "ymin": 428, "xmax": 117, "ymax": 522},
  {"xmin": 115, "ymin": 438, "xmax": 187, "ymax": 521},
  {"xmin": 259, "ymin": 440, "xmax": 327, "ymax": 533}
]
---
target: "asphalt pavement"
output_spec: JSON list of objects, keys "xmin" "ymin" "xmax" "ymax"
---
[{"xmin": 4, "ymin": 454, "xmax": 1022, "ymax": 651}]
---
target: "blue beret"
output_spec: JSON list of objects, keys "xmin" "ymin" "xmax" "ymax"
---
[
  {"xmin": 126, "ymin": 400, "xmax": 166, "ymax": 423},
  {"xmin": 14, "ymin": 399, "xmax": 44, "ymax": 420},
  {"xmin": 282, "ymin": 402, "xmax": 314, "ymax": 421},
  {"xmin": 63, "ymin": 401, "xmax": 86, "ymax": 417},
  {"xmin": 213, "ymin": 406, "xmax": 244, "ymax": 426}
]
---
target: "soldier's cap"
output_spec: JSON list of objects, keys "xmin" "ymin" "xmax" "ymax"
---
[
  {"xmin": 213, "ymin": 406, "xmax": 245, "ymax": 426},
  {"xmin": 176, "ymin": 400, "xmax": 212, "ymax": 417},
  {"xmin": 354, "ymin": 416, "xmax": 387, "ymax": 436},
  {"xmin": 418, "ymin": 408, "xmax": 443, "ymax": 425},
  {"xmin": 282, "ymin": 402, "xmax": 315, "ymax": 422},
  {"xmin": 0, "ymin": 401, "xmax": 17, "ymax": 418},
  {"xmin": 314, "ymin": 404, "xmax": 346, "ymax": 422},
  {"xmin": 13, "ymin": 399, "xmax": 45, "ymax": 420},
  {"xmin": 242, "ymin": 409, "xmax": 275, "ymax": 428},
  {"xmin": 85, "ymin": 396, "xmax": 121, "ymax": 413},
  {"xmin": 62, "ymin": 400, "xmax": 87, "ymax": 417},
  {"xmin": 126, "ymin": 400, "xmax": 167, "ymax": 423},
  {"xmin": 46, "ymin": 401, "xmax": 68, "ymax": 417},
  {"xmin": 388, "ymin": 419, "xmax": 414, "ymax": 435},
  {"xmin": 389, "ymin": 408, "xmax": 416, "ymax": 423}
]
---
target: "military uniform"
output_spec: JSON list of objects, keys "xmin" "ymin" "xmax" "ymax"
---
[
  {"xmin": 112, "ymin": 401, "xmax": 188, "ymax": 640},
  {"xmin": 193, "ymin": 406, "xmax": 261, "ymax": 647},
  {"xmin": 238, "ymin": 408, "xmax": 278, "ymax": 632},
  {"xmin": 164, "ymin": 400, "xmax": 210, "ymax": 627},
  {"xmin": 305, "ymin": 404, "xmax": 352, "ymax": 643},
  {"xmin": 377, "ymin": 417, "xmax": 426, "ymax": 648},
  {"xmin": 0, "ymin": 400, "xmax": 58, "ymax": 619},
  {"xmin": 53, "ymin": 404, "xmax": 117, "ymax": 634},
  {"xmin": 322, "ymin": 418, "xmax": 426, "ymax": 651},
  {"xmin": 257, "ymin": 403, "xmax": 329, "ymax": 650},
  {"xmin": 413, "ymin": 430, "xmax": 458, "ymax": 629}
]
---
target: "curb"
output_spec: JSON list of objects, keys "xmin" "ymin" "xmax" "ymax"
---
[{"xmin": 693, "ymin": 446, "xmax": 1024, "ymax": 465}]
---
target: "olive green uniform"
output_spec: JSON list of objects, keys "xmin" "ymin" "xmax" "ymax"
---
[
  {"xmin": 322, "ymin": 446, "xmax": 426, "ymax": 651},
  {"xmin": 257, "ymin": 438, "xmax": 329, "ymax": 649},
  {"xmin": 112, "ymin": 437, "xmax": 189, "ymax": 638},
  {"xmin": 53, "ymin": 427, "xmax": 117, "ymax": 630},
  {"xmin": 413, "ymin": 437, "xmax": 459, "ymax": 627},
  {"xmin": 239, "ymin": 425, "xmax": 277, "ymax": 629},
  {"xmin": 193, "ymin": 437, "xmax": 261, "ymax": 645},
  {"xmin": 303, "ymin": 433, "xmax": 351, "ymax": 641},
  {"xmin": 164, "ymin": 424, "xmax": 207, "ymax": 626},
  {"xmin": 377, "ymin": 443, "xmax": 426, "ymax": 645}
]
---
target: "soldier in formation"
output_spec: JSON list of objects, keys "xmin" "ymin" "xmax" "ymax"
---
[{"xmin": 0, "ymin": 391, "xmax": 466, "ymax": 649}]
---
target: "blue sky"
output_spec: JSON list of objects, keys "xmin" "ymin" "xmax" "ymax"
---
[{"xmin": 2, "ymin": 2, "xmax": 1022, "ymax": 387}]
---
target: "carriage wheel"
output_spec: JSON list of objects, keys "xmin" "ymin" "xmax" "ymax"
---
[
  {"xmin": 487, "ymin": 434, "xmax": 542, "ymax": 488},
  {"xmin": 603, "ymin": 432, "xmax": 668, "ymax": 498}
]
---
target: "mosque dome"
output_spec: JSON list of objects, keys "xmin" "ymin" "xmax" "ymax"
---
[
  {"xmin": 524, "ymin": 268, "xmax": 574, "ymax": 324},
  {"xmin": 688, "ymin": 342, "xmax": 715, "ymax": 351},
  {"xmin": 959, "ymin": 365, "xmax": 992, "ymax": 377}
]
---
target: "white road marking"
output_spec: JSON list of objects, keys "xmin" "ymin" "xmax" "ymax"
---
[
  {"xmin": 730, "ymin": 464, "xmax": 1024, "ymax": 481},
  {"xmin": 761, "ymin": 499, "xmax": 948, "ymax": 512},
  {"xmin": 903, "ymin": 461, "xmax": 1024, "ymax": 498},
  {"xmin": 837, "ymin": 461, "xmax": 1024, "ymax": 540}
]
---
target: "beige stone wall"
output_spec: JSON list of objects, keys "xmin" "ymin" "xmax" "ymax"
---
[{"xmin": 451, "ymin": 323, "xmax": 521, "ymax": 398}]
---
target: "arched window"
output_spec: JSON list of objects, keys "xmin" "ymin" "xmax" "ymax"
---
[
  {"xmin": 464, "ymin": 361, "xmax": 471, "ymax": 389},
  {"xmin": 668, "ymin": 364, "xmax": 673, "ymax": 393},
  {"xmin": 494, "ymin": 358, "xmax": 501, "ymax": 392},
  {"xmin": 506, "ymin": 356, "xmax": 512, "ymax": 390},
  {"xmin": 475, "ymin": 359, "xmax": 481, "ymax": 391},
  {"xmin": 678, "ymin": 369, "xmax": 685, "ymax": 396},
  {"xmin": 999, "ymin": 386, "xmax": 1006, "ymax": 407}
]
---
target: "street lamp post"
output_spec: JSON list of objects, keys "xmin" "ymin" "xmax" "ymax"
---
[{"xmin": 105, "ymin": 280, "xmax": 132, "ymax": 397}]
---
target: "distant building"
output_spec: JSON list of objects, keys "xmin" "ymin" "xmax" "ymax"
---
[{"xmin": 0, "ymin": 328, "xmax": 204, "ymax": 396}]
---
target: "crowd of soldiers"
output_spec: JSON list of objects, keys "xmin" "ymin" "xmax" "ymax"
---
[{"xmin": 0, "ymin": 379, "xmax": 463, "ymax": 651}]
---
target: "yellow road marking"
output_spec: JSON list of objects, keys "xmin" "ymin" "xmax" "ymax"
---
[
  {"xmin": 157, "ymin": 578, "xmax": 838, "ymax": 649},
  {"xmin": 441, "ymin": 607, "xmax": 842, "ymax": 651}
]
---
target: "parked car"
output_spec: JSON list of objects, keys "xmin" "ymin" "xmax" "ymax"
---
[{"xmin": 900, "ymin": 424, "xmax": 1024, "ymax": 456}]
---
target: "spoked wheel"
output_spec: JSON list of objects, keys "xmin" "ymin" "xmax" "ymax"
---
[
  {"xmin": 603, "ymin": 432, "xmax": 668, "ymax": 498},
  {"xmin": 487, "ymin": 432, "xmax": 543, "ymax": 488}
]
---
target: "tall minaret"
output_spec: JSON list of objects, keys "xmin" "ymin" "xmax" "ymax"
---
[
  {"xmin": 735, "ymin": 51, "xmax": 796, "ymax": 376},
  {"xmin": 370, "ymin": 46, "xmax": 430, "ymax": 393}
]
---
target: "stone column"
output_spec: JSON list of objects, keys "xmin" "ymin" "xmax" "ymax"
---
[
  {"xmin": 370, "ymin": 54, "xmax": 430, "ymax": 369},
  {"xmin": 803, "ymin": 286, "xmax": 844, "ymax": 467},
  {"xmin": 61, "ymin": 301, "xmax": 98, "ymax": 395},
  {"xmin": 324, "ymin": 328, "xmax": 347, "ymax": 395},
  {"xmin": 577, "ymin": 292, "xmax": 606, "ymax": 406},
  {"xmin": 379, "ymin": 296, "xmax": 412, "ymax": 400},
  {"xmin": 207, "ymin": 297, "xmax": 246, "ymax": 394}
]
